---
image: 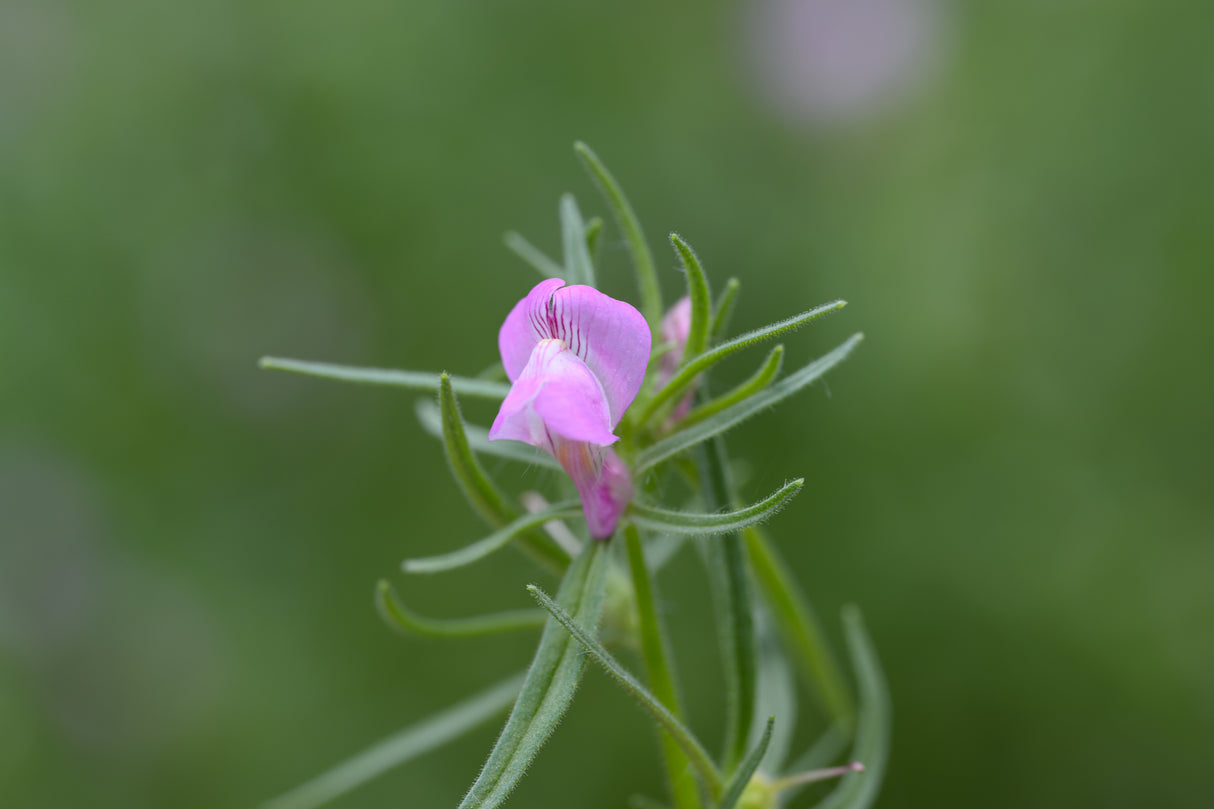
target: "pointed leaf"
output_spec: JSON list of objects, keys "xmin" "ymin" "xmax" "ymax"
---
[
  {"xmin": 504, "ymin": 231, "xmax": 564, "ymax": 279},
  {"xmin": 625, "ymin": 526, "xmax": 702, "ymax": 809},
  {"xmin": 438, "ymin": 374, "xmax": 569, "ymax": 572},
  {"xmin": 680, "ymin": 345, "xmax": 783, "ymax": 430},
  {"xmin": 573, "ymin": 141, "xmax": 663, "ymax": 328},
  {"xmin": 751, "ymin": 607, "xmax": 797, "ymax": 775},
  {"xmin": 809, "ymin": 607, "xmax": 891, "ymax": 809},
  {"xmin": 376, "ymin": 580, "xmax": 546, "ymax": 637},
  {"xmin": 262, "ymin": 673, "xmax": 525, "ymax": 809},
  {"xmin": 439, "ymin": 373, "xmax": 517, "ymax": 527},
  {"xmin": 527, "ymin": 584, "xmax": 724, "ymax": 796},
  {"xmin": 716, "ymin": 717, "xmax": 774, "ymax": 809},
  {"xmin": 458, "ymin": 543, "xmax": 609, "ymax": 809},
  {"xmin": 560, "ymin": 194, "xmax": 595, "ymax": 287},
  {"xmin": 696, "ymin": 439, "xmax": 757, "ymax": 772},
  {"xmin": 260, "ymin": 357, "xmax": 510, "ymax": 399},
  {"xmin": 670, "ymin": 234, "xmax": 712, "ymax": 360},
  {"xmin": 636, "ymin": 301, "xmax": 846, "ymax": 426},
  {"xmin": 403, "ymin": 501, "xmax": 580, "ymax": 574},
  {"xmin": 636, "ymin": 334, "xmax": 864, "ymax": 472},
  {"xmin": 630, "ymin": 479, "xmax": 803, "ymax": 536},
  {"xmin": 415, "ymin": 400, "xmax": 562, "ymax": 471}
]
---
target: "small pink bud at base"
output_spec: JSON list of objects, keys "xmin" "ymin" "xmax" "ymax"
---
[{"xmin": 556, "ymin": 443, "xmax": 632, "ymax": 539}]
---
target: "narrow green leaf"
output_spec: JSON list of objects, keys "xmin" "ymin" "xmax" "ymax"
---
[
  {"xmin": 680, "ymin": 345, "xmax": 783, "ymax": 431},
  {"xmin": 439, "ymin": 373, "xmax": 516, "ymax": 526},
  {"xmin": 671, "ymin": 234, "xmax": 712, "ymax": 360},
  {"xmin": 751, "ymin": 607, "xmax": 797, "ymax": 775},
  {"xmin": 560, "ymin": 194, "xmax": 595, "ymax": 287},
  {"xmin": 375, "ymin": 580, "xmax": 546, "ymax": 638},
  {"xmin": 415, "ymin": 400, "xmax": 562, "ymax": 471},
  {"xmin": 636, "ymin": 334, "xmax": 864, "ymax": 472},
  {"xmin": 459, "ymin": 543, "xmax": 609, "ymax": 809},
  {"xmin": 527, "ymin": 584, "xmax": 725, "ymax": 796},
  {"xmin": 403, "ymin": 501, "xmax": 580, "ymax": 574},
  {"xmin": 630, "ymin": 479, "xmax": 803, "ymax": 536},
  {"xmin": 716, "ymin": 718, "xmax": 774, "ymax": 809},
  {"xmin": 438, "ymin": 374, "xmax": 570, "ymax": 572},
  {"xmin": 808, "ymin": 607, "xmax": 891, "ymax": 809},
  {"xmin": 259, "ymin": 357, "xmax": 510, "ymax": 400},
  {"xmin": 585, "ymin": 216, "xmax": 604, "ymax": 264},
  {"xmin": 573, "ymin": 141, "xmax": 663, "ymax": 328},
  {"xmin": 697, "ymin": 439, "xmax": 757, "ymax": 772},
  {"xmin": 746, "ymin": 525, "xmax": 854, "ymax": 727},
  {"xmin": 625, "ymin": 525, "xmax": 702, "ymax": 809},
  {"xmin": 504, "ymin": 231, "xmax": 564, "ymax": 279},
  {"xmin": 711, "ymin": 278, "xmax": 740, "ymax": 342},
  {"xmin": 262, "ymin": 673, "xmax": 525, "ymax": 809},
  {"xmin": 636, "ymin": 301, "xmax": 846, "ymax": 427}
]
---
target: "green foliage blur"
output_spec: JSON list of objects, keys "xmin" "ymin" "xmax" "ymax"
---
[{"xmin": 2, "ymin": 1, "xmax": 1211, "ymax": 807}]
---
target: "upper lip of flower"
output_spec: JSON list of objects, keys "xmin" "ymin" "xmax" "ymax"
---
[
  {"xmin": 495, "ymin": 278, "xmax": 651, "ymax": 432},
  {"xmin": 487, "ymin": 279, "xmax": 651, "ymax": 539}
]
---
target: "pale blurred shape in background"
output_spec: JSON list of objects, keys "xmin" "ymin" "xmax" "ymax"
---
[{"xmin": 743, "ymin": 0, "xmax": 946, "ymax": 125}]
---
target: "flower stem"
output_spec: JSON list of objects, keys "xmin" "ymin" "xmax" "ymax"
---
[
  {"xmin": 697, "ymin": 436, "xmax": 757, "ymax": 772},
  {"xmin": 527, "ymin": 584, "xmax": 725, "ymax": 797},
  {"xmin": 625, "ymin": 524, "xmax": 703, "ymax": 809}
]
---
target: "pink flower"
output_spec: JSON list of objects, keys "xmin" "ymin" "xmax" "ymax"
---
[
  {"xmin": 488, "ymin": 279, "xmax": 651, "ymax": 539},
  {"xmin": 656, "ymin": 296, "xmax": 696, "ymax": 422}
]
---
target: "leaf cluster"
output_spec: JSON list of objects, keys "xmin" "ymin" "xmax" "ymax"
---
[{"xmin": 259, "ymin": 144, "xmax": 886, "ymax": 809}]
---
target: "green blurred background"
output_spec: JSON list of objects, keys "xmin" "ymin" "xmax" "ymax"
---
[{"xmin": 3, "ymin": 0, "xmax": 1211, "ymax": 806}]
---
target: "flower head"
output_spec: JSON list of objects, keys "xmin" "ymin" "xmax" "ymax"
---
[{"xmin": 489, "ymin": 279, "xmax": 651, "ymax": 538}]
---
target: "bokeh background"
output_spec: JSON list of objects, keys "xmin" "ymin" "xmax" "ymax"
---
[{"xmin": 3, "ymin": 0, "xmax": 1212, "ymax": 807}]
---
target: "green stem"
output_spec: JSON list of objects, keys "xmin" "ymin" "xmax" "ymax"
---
[
  {"xmin": 698, "ymin": 437, "xmax": 757, "ymax": 772},
  {"xmin": 625, "ymin": 525, "xmax": 703, "ymax": 809},
  {"xmin": 527, "ymin": 585, "xmax": 725, "ymax": 796}
]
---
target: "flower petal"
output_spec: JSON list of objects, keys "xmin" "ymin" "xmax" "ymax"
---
[
  {"xmin": 498, "ymin": 280, "xmax": 651, "ymax": 427},
  {"xmin": 499, "ymin": 278, "xmax": 566, "ymax": 383},
  {"xmin": 488, "ymin": 339, "xmax": 616, "ymax": 450}
]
